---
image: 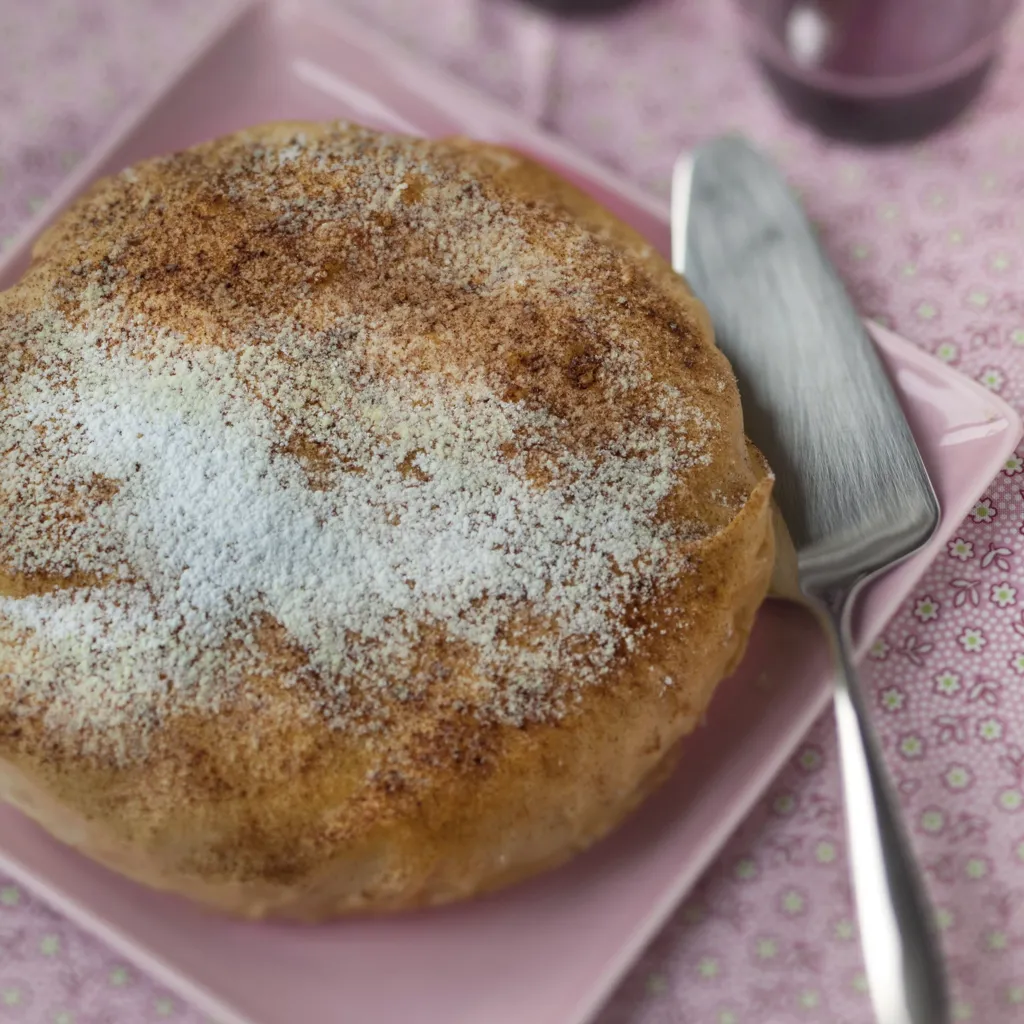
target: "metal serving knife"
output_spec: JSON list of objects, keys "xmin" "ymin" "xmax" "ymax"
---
[{"xmin": 673, "ymin": 136, "xmax": 947, "ymax": 1024}]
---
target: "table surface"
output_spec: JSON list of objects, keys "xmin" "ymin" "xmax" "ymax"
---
[{"xmin": 3, "ymin": 2, "xmax": 1024, "ymax": 1022}]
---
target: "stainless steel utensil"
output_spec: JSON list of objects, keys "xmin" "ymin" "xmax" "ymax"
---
[{"xmin": 673, "ymin": 135, "xmax": 947, "ymax": 1024}]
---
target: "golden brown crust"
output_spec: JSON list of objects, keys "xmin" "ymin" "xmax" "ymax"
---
[{"xmin": 0, "ymin": 121, "xmax": 774, "ymax": 917}]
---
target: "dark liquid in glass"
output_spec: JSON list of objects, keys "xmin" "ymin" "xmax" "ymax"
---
[
  {"xmin": 748, "ymin": 0, "xmax": 1006, "ymax": 142},
  {"xmin": 516, "ymin": 0, "xmax": 645, "ymax": 14},
  {"xmin": 758, "ymin": 55, "xmax": 995, "ymax": 143}
]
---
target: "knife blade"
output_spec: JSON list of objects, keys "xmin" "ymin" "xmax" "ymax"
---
[
  {"xmin": 673, "ymin": 135, "xmax": 947, "ymax": 1024},
  {"xmin": 675, "ymin": 137, "xmax": 936, "ymax": 594}
]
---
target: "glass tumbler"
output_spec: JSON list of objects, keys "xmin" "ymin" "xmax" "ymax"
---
[{"xmin": 735, "ymin": 0, "xmax": 1019, "ymax": 142}]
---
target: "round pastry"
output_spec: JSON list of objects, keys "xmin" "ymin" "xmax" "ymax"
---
[{"xmin": 0, "ymin": 122, "xmax": 774, "ymax": 919}]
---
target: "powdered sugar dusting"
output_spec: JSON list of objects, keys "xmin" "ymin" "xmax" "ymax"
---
[{"xmin": 0, "ymin": 124, "xmax": 728, "ymax": 762}]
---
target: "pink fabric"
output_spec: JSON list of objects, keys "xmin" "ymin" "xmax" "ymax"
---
[{"xmin": 3, "ymin": 1, "xmax": 1024, "ymax": 1021}]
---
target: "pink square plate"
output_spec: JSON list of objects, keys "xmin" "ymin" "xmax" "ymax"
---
[{"xmin": 1, "ymin": 3, "xmax": 1020, "ymax": 1023}]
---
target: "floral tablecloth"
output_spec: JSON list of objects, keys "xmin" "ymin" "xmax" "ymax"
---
[{"xmin": 4, "ymin": 1, "xmax": 1024, "ymax": 1022}]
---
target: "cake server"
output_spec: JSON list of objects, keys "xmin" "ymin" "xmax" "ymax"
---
[{"xmin": 672, "ymin": 135, "xmax": 947, "ymax": 1024}]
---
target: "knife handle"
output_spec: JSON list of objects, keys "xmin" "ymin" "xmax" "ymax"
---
[{"xmin": 820, "ymin": 598, "xmax": 950, "ymax": 1024}]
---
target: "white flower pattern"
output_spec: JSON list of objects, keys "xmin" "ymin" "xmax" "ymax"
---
[
  {"xmin": 948, "ymin": 538, "xmax": 974, "ymax": 560},
  {"xmin": 869, "ymin": 638, "xmax": 890, "ymax": 660},
  {"xmin": 971, "ymin": 499, "xmax": 998, "ymax": 524},
  {"xmin": 958, "ymin": 628, "xmax": 987, "ymax": 653},
  {"xmin": 979, "ymin": 367, "xmax": 1005, "ymax": 392}
]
